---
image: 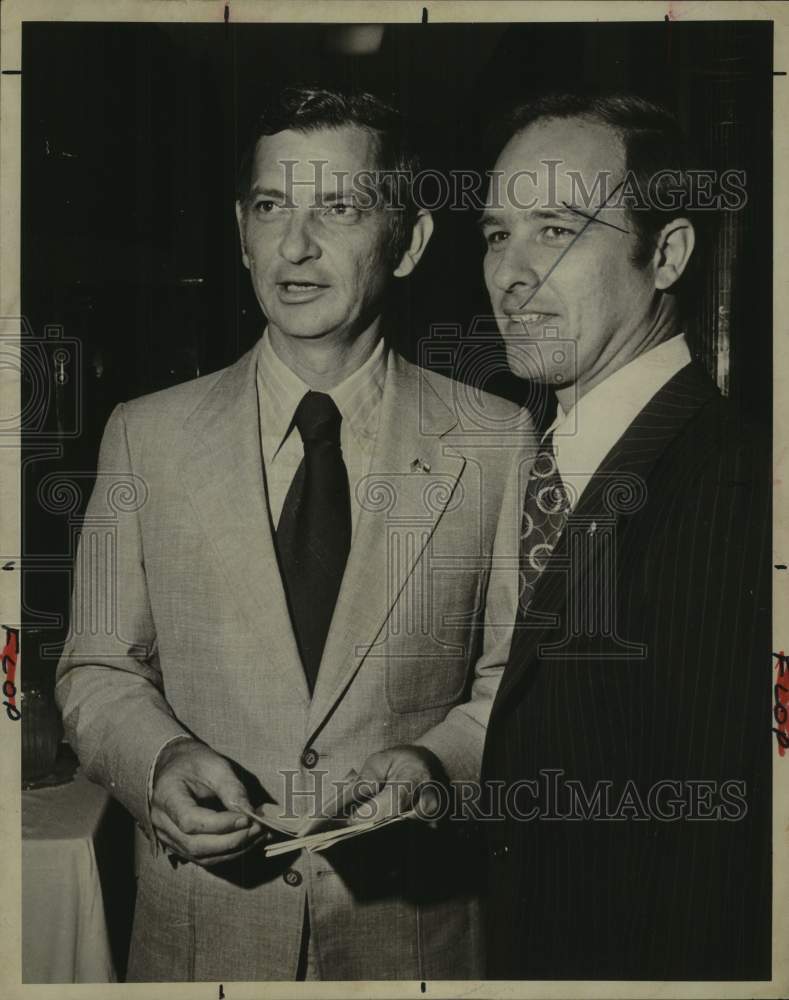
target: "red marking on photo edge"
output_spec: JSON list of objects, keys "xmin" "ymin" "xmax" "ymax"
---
[
  {"xmin": 774, "ymin": 650, "xmax": 789, "ymax": 756},
  {"xmin": 2, "ymin": 626, "xmax": 18, "ymax": 706}
]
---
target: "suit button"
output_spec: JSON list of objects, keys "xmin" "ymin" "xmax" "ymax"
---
[
  {"xmin": 283, "ymin": 869, "xmax": 303, "ymax": 887},
  {"xmin": 301, "ymin": 747, "xmax": 319, "ymax": 769}
]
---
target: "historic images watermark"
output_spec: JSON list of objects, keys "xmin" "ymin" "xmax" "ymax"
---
[
  {"xmin": 274, "ymin": 767, "xmax": 750, "ymax": 824},
  {"xmin": 242, "ymin": 159, "xmax": 748, "ymax": 215}
]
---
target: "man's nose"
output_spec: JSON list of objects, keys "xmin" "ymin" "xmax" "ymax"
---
[
  {"xmin": 279, "ymin": 212, "xmax": 321, "ymax": 264},
  {"xmin": 489, "ymin": 240, "xmax": 541, "ymax": 296}
]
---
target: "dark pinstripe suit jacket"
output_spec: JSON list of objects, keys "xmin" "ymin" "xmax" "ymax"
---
[{"xmin": 482, "ymin": 361, "xmax": 772, "ymax": 980}]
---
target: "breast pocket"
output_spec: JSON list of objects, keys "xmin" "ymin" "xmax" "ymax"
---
[{"xmin": 383, "ymin": 568, "xmax": 484, "ymax": 714}]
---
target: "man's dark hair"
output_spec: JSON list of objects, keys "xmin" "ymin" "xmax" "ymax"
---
[
  {"xmin": 236, "ymin": 86, "xmax": 421, "ymax": 260},
  {"xmin": 488, "ymin": 93, "xmax": 712, "ymax": 297}
]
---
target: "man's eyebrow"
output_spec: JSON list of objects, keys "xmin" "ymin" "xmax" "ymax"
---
[
  {"xmin": 315, "ymin": 190, "xmax": 356, "ymax": 203},
  {"xmin": 561, "ymin": 201, "xmax": 630, "ymax": 234},
  {"xmin": 531, "ymin": 207, "xmax": 579, "ymax": 221},
  {"xmin": 248, "ymin": 185, "xmax": 287, "ymax": 200},
  {"xmin": 478, "ymin": 212, "xmax": 504, "ymax": 229},
  {"xmin": 478, "ymin": 209, "xmax": 576, "ymax": 227},
  {"xmin": 478, "ymin": 206, "xmax": 627, "ymax": 232}
]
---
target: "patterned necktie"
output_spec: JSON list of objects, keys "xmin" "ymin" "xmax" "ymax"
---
[
  {"xmin": 275, "ymin": 391, "xmax": 352, "ymax": 693},
  {"xmin": 518, "ymin": 432, "xmax": 572, "ymax": 615}
]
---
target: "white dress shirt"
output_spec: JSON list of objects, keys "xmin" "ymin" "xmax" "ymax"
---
[
  {"xmin": 256, "ymin": 329, "xmax": 387, "ymax": 533},
  {"xmin": 548, "ymin": 334, "xmax": 692, "ymax": 510}
]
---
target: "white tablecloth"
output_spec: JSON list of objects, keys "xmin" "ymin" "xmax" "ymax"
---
[{"xmin": 22, "ymin": 770, "xmax": 117, "ymax": 983}]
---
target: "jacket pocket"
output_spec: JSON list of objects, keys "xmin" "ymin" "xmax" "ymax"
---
[{"xmin": 383, "ymin": 570, "xmax": 483, "ymax": 714}]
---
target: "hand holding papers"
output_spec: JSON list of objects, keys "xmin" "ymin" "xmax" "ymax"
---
[
  {"xmin": 265, "ymin": 807, "xmax": 418, "ymax": 857},
  {"xmin": 230, "ymin": 767, "xmax": 421, "ymax": 858}
]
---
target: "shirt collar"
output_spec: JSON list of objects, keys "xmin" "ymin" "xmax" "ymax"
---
[
  {"xmin": 256, "ymin": 329, "xmax": 387, "ymax": 461},
  {"xmin": 547, "ymin": 333, "xmax": 692, "ymax": 509}
]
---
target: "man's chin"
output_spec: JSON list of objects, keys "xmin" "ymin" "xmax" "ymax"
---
[
  {"xmin": 267, "ymin": 315, "xmax": 341, "ymax": 342},
  {"xmin": 500, "ymin": 343, "xmax": 548, "ymax": 383},
  {"xmin": 500, "ymin": 335, "xmax": 578, "ymax": 386}
]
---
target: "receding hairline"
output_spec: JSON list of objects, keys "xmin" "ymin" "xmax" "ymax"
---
[
  {"xmin": 501, "ymin": 112, "xmax": 627, "ymax": 158},
  {"xmin": 255, "ymin": 120, "xmax": 385, "ymax": 146}
]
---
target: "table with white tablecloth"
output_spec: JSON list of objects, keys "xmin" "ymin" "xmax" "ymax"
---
[{"xmin": 22, "ymin": 769, "xmax": 119, "ymax": 983}]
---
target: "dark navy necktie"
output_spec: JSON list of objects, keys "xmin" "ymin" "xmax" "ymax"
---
[{"xmin": 275, "ymin": 391, "xmax": 352, "ymax": 693}]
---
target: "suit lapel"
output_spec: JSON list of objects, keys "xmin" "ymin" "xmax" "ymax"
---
[
  {"xmin": 180, "ymin": 346, "xmax": 310, "ymax": 705},
  {"xmin": 307, "ymin": 353, "xmax": 466, "ymax": 734},
  {"xmin": 493, "ymin": 362, "xmax": 720, "ymax": 710}
]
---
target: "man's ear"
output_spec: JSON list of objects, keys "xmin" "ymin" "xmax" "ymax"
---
[
  {"xmin": 393, "ymin": 210, "xmax": 434, "ymax": 278},
  {"xmin": 235, "ymin": 201, "xmax": 251, "ymax": 270},
  {"xmin": 653, "ymin": 218, "xmax": 695, "ymax": 291}
]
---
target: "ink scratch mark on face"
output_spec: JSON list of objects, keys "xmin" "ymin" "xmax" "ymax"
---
[
  {"xmin": 561, "ymin": 201, "xmax": 631, "ymax": 235},
  {"xmin": 514, "ymin": 180, "xmax": 625, "ymax": 314}
]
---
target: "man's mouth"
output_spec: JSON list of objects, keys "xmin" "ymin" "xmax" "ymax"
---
[
  {"xmin": 504, "ymin": 311, "xmax": 558, "ymax": 325},
  {"xmin": 276, "ymin": 281, "xmax": 329, "ymax": 302}
]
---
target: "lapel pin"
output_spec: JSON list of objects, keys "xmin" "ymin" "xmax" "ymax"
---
[{"xmin": 411, "ymin": 458, "xmax": 431, "ymax": 474}]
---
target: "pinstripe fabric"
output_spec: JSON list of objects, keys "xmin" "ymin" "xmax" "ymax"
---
[{"xmin": 482, "ymin": 363, "xmax": 772, "ymax": 980}]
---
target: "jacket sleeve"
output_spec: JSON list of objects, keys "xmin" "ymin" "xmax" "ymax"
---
[
  {"xmin": 55, "ymin": 403, "xmax": 191, "ymax": 839},
  {"xmin": 415, "ymin": 438, "xmax": 530, "ymax": 782}
]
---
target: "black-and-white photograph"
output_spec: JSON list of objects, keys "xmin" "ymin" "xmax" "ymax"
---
[{"xmin": 2, "ymin": 1, "xmax": 787, "ymax": 995}]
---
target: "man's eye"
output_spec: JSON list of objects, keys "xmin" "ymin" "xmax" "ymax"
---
[
  {"xmin": 326, "ymin": 203, "xmax": 359, "ymax": 219},
  {"xmin": 542, "ymin": 226, "xmax": 576, "ymax": 241},
  {"xmin": 485, "ymin": 230, "xmax": 508, "ymax": 248},
  {"xmin": 254, "ymin": 199, "xmax": 282, "ymax": 215}
]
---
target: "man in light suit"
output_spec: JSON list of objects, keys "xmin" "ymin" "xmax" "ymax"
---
[
  {"xmin": 480, "ymin": 94, "xmax": 771, "ymax": 979},
  {"xmin": 56, "ymin": 87, "xmax": 529, "ymax": 981}
]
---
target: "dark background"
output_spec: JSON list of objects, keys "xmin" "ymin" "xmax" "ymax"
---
[{"xmin": 22, "ymin": 17, "xmax": 772, "ymax": 674}]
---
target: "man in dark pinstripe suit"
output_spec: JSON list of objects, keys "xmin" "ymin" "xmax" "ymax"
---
[{"xmin": 479, "ymin": 95, "xmax": 771, "ymax": 979}]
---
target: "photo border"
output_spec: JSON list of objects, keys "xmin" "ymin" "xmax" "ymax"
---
[{"xmin": 1, "ymin": 2, "xmax": 786, "ymax": 998}]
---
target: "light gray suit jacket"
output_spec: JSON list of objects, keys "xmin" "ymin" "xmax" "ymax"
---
[{"xmin": 55, "ymin": 344, "xmax": 531, "ymax": 981}]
